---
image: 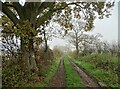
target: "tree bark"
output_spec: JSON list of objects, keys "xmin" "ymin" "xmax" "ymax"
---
[
  {"xmin": 75, "ymin": 35, "xmax": 79, "ymax": 57},
  {"xmin": 43, "ymin": 30, "xmax": 48, "ymax": 53},
  {"xmin": 76, "ymin": 43, "xmax": 79, "ymax": 56},
  {"xmin": 28, "ymin": 39, "xmax": 38, "ymax": 72},
  {"xmin": 20, "ymin": 38, "xmax": 38, "ymax": 75},
  {"xmin": 21, "ymin": 38, "xmax": 31, "ymax": 74}
]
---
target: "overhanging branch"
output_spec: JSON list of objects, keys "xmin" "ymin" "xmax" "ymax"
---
[{"xmin": 2, "ymin": 2, "xmax": 21, "ymax": 26}]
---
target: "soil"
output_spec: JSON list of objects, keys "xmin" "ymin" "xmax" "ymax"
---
[{"xmin": 48, "ymin": 60, "xmax": 66, "ymax": 88}]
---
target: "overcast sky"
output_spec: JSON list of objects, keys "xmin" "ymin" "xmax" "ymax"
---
[{"xmin": 48, "ymin": 1, "xmax": 118, "ymax": 49}]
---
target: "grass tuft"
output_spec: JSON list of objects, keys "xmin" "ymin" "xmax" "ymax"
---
[{"xmin": 64, "ymin": 57, "xmax": 84, "ymax": 88}]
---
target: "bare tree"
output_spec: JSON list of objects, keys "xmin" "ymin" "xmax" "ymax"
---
[
  {"xmin": 77, "ymin": 33, "xmax": 103, "ymax": 55},
  {"xmin": 67, "ymin": 19, "xmax": 85, "ymax": 56},
  {"xmin": 90, "ymin": 33, "xmax": 103, "ymax": 54}
]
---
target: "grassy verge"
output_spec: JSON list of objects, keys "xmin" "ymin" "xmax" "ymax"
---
[
  {"xmin": 64, "ymin": 57, "xmax": 84, "ymax": 88},
  {"xmin": 74, "ymin": 59, "xmax": 119, "ymax": 88},
  {"xmin": 78, "ymin": 53, "xmax": 118, "ymax": 73},
  {"xmin": 36, "ymin": 59, "xmax": 60, "ymax": 87}
]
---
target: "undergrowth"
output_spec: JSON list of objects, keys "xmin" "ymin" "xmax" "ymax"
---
[{"xmin": 74, "ymin": 53, "xmax": 119, "ymax": 88}]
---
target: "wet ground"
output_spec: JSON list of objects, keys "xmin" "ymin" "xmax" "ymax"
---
[
  {"xmin": 48, "ymin": 59, "xmax": 103, "ymax": 89},
  {"xmin": 69, "ymin": 60, "xmax": 102, "ymax": 89},
  {"xmin": 49, "ymin": 59, "xmax": 66, "ymax": 88}
]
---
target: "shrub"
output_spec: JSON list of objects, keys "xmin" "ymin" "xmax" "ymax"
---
[
  {"xmin": 35, "ymin": 46, "xmax": 54, "ymax": 63},
  {"xmin": 2, "ymin": 57, "xmax": 30, "ymax": 87}
]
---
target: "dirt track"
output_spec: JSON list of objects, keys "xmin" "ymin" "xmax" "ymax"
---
[
  {"xmin": 69, "ymin": 60, "xmax": 103, "ymax": 89},
  {"xmin": 48, "ymin": 59, "xmax": 107, "ymax": 89},
  {"xmin": 49, "ymin": 60, "xmax": 66, "ymax": 88}
]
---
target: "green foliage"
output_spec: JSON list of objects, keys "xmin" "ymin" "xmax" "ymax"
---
[
  {"xmin": 64, "ymin": 57, "xmax": 84, "ymax": 87},
  {"xmin": 21, "ymin": 20, "xmax": 37, "ymax": 37},
  {"xmin": 17, "ymin": 20, "xmax": 37, "ymax": 44},
  {"xmin": 35, "ymin": 37, "xmax": 43, "ymax": 45},
  {"xmin": 2, "ymin": 16, "xmax": 38, "ymax": 45},
  {"xmin": 74, "ymin": 53, "xmax": 119, "ymax": 87},
  {"xmin": 2, "ymin": 59, "xmax": 30, "ymax": 87},
  {"xmin": 36, "ymin": 60, "xmax": 60, "ymax": 87},
  {"xmin": 2, "ymin": 15, "xmax": 15, "ymax": 34},
  {"xmin": 78, "ymin": 53, "xmax": 118, "ymax": 73}
]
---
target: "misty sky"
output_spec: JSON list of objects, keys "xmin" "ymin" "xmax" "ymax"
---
[{"xmin": 48, "ymin": 1, "xmax": 118, "ymax": 49}]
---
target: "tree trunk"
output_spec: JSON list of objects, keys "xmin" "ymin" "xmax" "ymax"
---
[
  {"xmin": 21, "ymin": 38, "xmax": 31, "ymax": 74},
  {"xmin": 43, "ymin": 30, "xmax": 48, "ymax": 53},
  {"xmin": 75, "ymin": 34, "xmax": 79, "ymax": 57},
  {"xmin": 28, "ymin": 39, "xmax": 38, "ymax": 73},
  {"xmin": 76, "ymin": 44, "xmax": 79, "ymax": 56},
  {"xmin": 20, "ymin": 38, "xmax": 38, "ymax": 75}
]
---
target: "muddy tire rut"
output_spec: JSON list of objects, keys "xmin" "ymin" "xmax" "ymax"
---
[
  {"xmin": 69, "ymin": 60, "xmax": 104, "ymax": 89},
  {"xmin": 48, "ymin": 59, "xmax": 66, "ymax": 88}
]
